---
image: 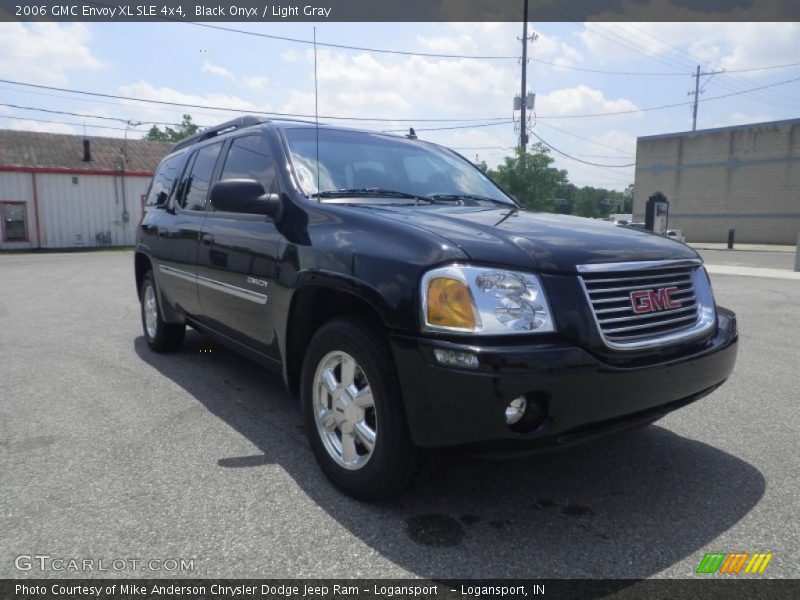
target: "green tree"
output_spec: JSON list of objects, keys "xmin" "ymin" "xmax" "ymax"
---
[
  {"xmin": 572, "ymin": 187, "xmax": 602, "ymax": 218},
  {"xmin": 623, "ymin": 183, "xmax": 634, "ymax": 213},
  {"xmin": 555, "ymin": 182, "xmax": 577, "ymax": 214},
  {"xmin": 144, "ymin": 114, "xmax": 199, "ymax": 143},
  {"xmin": 487, "ymin": 144, "xmax": 568, "ymax": 212}
]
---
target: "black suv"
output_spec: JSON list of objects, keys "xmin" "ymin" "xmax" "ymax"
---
[{"xmin": 135, "ymin": 116, "xmax": 737, "ymax": 500}]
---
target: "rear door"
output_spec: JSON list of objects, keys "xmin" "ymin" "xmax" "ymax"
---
[
  {"xmin": 196, "ymin": 133, "xmax": 283, "ymax": 359},
  {"xmin": 156, "ymin": 141, "xmax": 224, "ymax": 318}
]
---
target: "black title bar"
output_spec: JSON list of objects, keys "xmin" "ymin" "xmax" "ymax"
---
[
  {"xmin": 4, "ymin": 579, "xmax": 800, "ymax": 600},
  {"xmin": 2, "ymin": 0, "xmax": 800, "ymax": 22}
]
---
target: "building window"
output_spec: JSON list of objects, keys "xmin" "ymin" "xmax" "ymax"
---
[{"xmin": 2, "ymin": 202, "xmax": 28, "ymax": 241}]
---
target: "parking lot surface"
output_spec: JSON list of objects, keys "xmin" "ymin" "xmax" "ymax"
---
[{"xmin": 1, "ymin": 251, "xmax": 798, "ymax": 579}]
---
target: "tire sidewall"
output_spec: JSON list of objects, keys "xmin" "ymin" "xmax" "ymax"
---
[
  {"xmin": 140, "ymin": 271, "xmax": 161, "ymax": 347},
  {"xmin": 301, "ymin": 319, "xmax": 408, "ymax": 494}
]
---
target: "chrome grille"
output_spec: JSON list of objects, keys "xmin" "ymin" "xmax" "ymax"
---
[{"xmin": 578, "ymin": 259, "xmax": 717, "ymax": 351}]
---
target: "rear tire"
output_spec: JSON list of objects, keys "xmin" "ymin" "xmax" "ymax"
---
[
  {"xmin": 301, "ymin": 316, "xmax": 420, "ymax": 501},
  {"xmin": 140, "ymin": 270, "xmax": 185, "ymax": 353}
]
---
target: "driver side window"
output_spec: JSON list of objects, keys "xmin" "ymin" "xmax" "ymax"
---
[
  {"xmin": 176, "ymin": 142, "xmax": 223, "ymax": 211},
  {"xmin": 219, "ymin": 135, "xmax": 277, "ymax": 196}
]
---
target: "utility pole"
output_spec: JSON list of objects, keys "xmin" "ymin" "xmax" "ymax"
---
[
  {"xmin": 691, "ymin": 65, "xmax": 700, "ymax": 131},
  {"xmin": 519, "ymin": 0, "xmax": 529, "ymax": 152},
  {"xmin": 689, "ymin": 65, "xmax": 725, "ymax": 131}
]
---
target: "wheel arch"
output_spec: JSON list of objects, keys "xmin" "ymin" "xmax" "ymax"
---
[
  {"xmin": 134, "ymin": 251, "xmax": 151, "ymax": 296},
  {"xmin": 283, "ymin": 279, "xmax": 390, "ymax": 399},
  {"xmin": 134, "ymin": 252, "xmax": 185, "ymax": 324}
]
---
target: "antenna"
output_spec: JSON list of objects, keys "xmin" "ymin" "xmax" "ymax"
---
[{"xmin": 313, "ymin": 26, "xmax": 320, "ymax": 200}]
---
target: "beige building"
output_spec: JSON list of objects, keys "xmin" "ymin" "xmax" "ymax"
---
[
  {"xmin": 0, "ymin": 130, "xmax": 170, "ymax": 250},
  {"xmin": 633, "ymin": 118, "xmax": 800, "ymax": 244}
]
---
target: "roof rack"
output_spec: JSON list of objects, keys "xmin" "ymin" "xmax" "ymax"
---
[{"xmin": 172, "ymin": 116, "xmax": 270, "ymax": 152}]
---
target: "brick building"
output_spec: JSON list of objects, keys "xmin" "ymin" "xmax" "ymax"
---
[{"xmin": 633, "ymin": 118, "xmax": 800, "ymax": 244}]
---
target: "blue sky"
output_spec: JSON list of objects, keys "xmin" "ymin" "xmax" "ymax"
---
[{"xmin": 1, "ymin": 21, "xmax": 799, "ymax": 190}]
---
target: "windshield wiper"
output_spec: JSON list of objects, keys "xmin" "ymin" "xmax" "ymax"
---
[
  {"xmin": 312, "ymin": 188, "xmax": 434, "ymax": 204},
  {"xmin": 429, "ymin": 193, "xmax": 514, "ymax": 207}
]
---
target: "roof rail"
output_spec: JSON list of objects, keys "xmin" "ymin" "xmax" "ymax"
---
[{"xmin": 172, "ymin": 116, "xmax": 270, "ymax": 151}]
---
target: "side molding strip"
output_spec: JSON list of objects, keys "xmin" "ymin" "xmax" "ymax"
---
[{"xmin": 159, "ymin": 265, "xmax": 268, "ymax": 305}]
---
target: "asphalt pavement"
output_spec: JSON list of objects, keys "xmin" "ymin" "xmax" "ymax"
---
[{"xmin": 0, "ymin": 250, "xmax": 797, "ymax": 579}]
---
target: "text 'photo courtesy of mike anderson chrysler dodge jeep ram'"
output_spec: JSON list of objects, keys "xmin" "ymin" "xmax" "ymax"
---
[{"xmin": 134, "ymin": 116, "xmax": 738, "ymax": 501}]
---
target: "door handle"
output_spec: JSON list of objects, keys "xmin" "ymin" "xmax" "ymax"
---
[
  {"xmin": 157, "ymin": 227, "xmax": 167, "ymax": 238},
  {"xmin": 201, "ymin": 233, "xmax": 215, "ymax": 246}
]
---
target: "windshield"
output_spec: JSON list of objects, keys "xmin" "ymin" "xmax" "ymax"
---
[{"xmin": 283, "ymin": 128, "xmax": 514, "ymax": 205}]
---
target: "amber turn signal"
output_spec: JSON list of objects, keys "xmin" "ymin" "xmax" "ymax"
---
[{"xmin": 426, "ymin": 277, "xmax": 477, "ymax": 330}]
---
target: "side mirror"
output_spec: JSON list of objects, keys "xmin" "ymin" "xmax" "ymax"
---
[{"xmin": 209, "ymin": 179, "xmax": 280, "ymax": 217}]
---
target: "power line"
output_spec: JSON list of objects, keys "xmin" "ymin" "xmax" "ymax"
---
[
  {"xmin": 530, "ymin": 130, "xmax": 636, "ymax": 168},
  {"xmin": 722, "ymin": 60, "xmax": 800, "ymax": 74},
  {"xmin": 385, "ymin": 120, "xmax": 516, "ymax": 132},
  {"xmin": 599, "ymin": 20, "xmax": 800, "ymax": 107},
  {"xmin": 0, "ymin": 78, "xmax": 510, "ymax": 124},
  {"xmin": 188, "ymin": 22, "xmax": 695, "ymax": 76},
  {"xmin": 535, "ymin": 121, "xmax": 634, "ymax": 155},
  {"xmin": 0, "ymin": 103, "xmax": 192, "ymax": 128},
  {"xmin": 4, "ymin": 70, "xmax": 800, "ymax": 129},
  {"xmin": 539, "ymin": 1, "xmax": 698, "ymax": 73},
  {"xmin": 0, "ymin": 100, "xmax": 512, "ymax": 136},
  {"xmin": 451, "ymin": 145, "xmax": 515, "ymax": 150},
  {"xmin": 535, "ymin": 73, "xmax": 800, "ymax": 119},
  {"xmin": 70, "ymin": 5, "xmax": 800, "ymax": 79},
  {"xmin": 177, "ymin": 21, "xmax": 800, "ymax": 78},
  {"xmin": 189, "ymin": 22, "xmax": 518, "ymax": 60},
  {"xmin": 0, "ymin": 113, "xmax": 136, "ymax": 133}
]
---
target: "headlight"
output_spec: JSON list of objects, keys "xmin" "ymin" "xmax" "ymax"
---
[{"xmin": 421, "ymin": 265, "xmax": 555, "ymax": 335}]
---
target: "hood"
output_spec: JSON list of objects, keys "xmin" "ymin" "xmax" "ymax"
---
[{"xmin": 357, "ymin": 205, "xmax": 699, "ymax": 273}]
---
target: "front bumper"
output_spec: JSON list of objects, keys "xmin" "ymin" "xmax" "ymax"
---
[{"xmin": 391, "ymin": 307, "xmax": 738, "ymax": 449}]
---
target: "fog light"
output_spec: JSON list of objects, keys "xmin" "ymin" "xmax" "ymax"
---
[
  {"xmin": 433, "ymin": 348, "xmax": 479, "ymax": 369},
  {"xmin": 505, "ymin": 396, "xmax": 527, "ymax": 424}
]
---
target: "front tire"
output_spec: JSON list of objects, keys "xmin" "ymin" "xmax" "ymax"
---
[
  {"xmin": 140, "ymin": 270, "xmax": 185, "ymax": 353},
  {"xmin": 301, "ymin": 317, "xmax": 420, "ymax": 501}
]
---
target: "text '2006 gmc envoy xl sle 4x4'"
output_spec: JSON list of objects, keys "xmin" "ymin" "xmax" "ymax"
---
[{"xmin": 135, "ymin": 116, "xmax": 738, "ymax": 500}]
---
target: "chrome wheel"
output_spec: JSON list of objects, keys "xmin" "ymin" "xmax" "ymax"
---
[
  {"xmin": 143, "ymin": 282, "xmax": 158, "ymax": 339},
  {"xmin": 313, "ymin": 351, "xmax": 377, "ymax": 470}
]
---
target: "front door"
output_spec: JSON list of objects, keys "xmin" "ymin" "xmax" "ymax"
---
[
  {"xmin": 196, "ymin": 133, "xmax": 283, "ymax": 359},
  {"xmin": 155, "ymin": 141, "xmax": 225, "ymax": 318}
]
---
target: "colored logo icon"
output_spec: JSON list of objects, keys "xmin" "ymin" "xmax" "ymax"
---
[{"xmin": 696, "ymin": 552, "xmax": 773, "ymax": 574}]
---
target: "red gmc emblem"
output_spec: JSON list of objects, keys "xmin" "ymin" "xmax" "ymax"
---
[{"xmin": 630, "ymin": 287, "xmax": 683, "ymax": 314}]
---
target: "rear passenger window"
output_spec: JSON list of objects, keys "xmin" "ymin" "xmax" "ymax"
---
[
  {"xmin": 177, "ymin": 142, "xmax": 223, "ymax": 211},
  {"xmin": 146, "ymin": 154, "xmax": 183, "ymax": 207},
  {"xmin": 220, "ymin": 135, "xmax": 276, "ymax": 195}
]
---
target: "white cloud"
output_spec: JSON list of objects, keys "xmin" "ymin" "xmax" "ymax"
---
[
  {"xmin": 580, "ymin": 0, "xmax": 790, "ymax": 22},
  {"xmin": 591, "ymin": 130, "xmax": 638, "ymax": 156},
  {"xmin": 534, "ymin": 33, "xmax": 584, "ymax": 70},
  {"xmin": 202, "ymin": 61, "xmax": 235, "ymax": 80},
  {"xmin": 713, "ymin": 112, "xmax": 777, "ymax": 128},
  {"xmin": 711, "ymin": 23, "xmax": 800, "ymax": 74},
  {"xmin": 417, "ymin": 23, "xmax": 520, "ymax": 56},
  {"xmin": 7, "ymin": 119, "xmax": 76, "ymax": 134},
  {"xmin": 280, "ymin": 49, "xmax": 305, "ymax": 63},
  {"xmin": 115, "ymin": 81, "xmax": 272, "ymax": 129},
  {"xmin": 0, "ymin": 23, "xmax": 104, "ymax": 85},
  {"xmin": 577, "ymin": 21, "xmax": 800, "ymax": 75},
  {"xmin": 241, "ymin": 75, "xmax": 268, "ymax": 91},
  {"xmin": 280, "ymin": 48, "xmax": 513, "ymax": 119},
  {"xmin": 537, "ymin": 85, "xmax": 639, "ymax": 118},
  {"xmin": 201, "ymin": 61, "xmax": 269, "ymax": 90},
  {"xmin": 416, "ymin": 22, "xmax": 584, "ymax": 69}
]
